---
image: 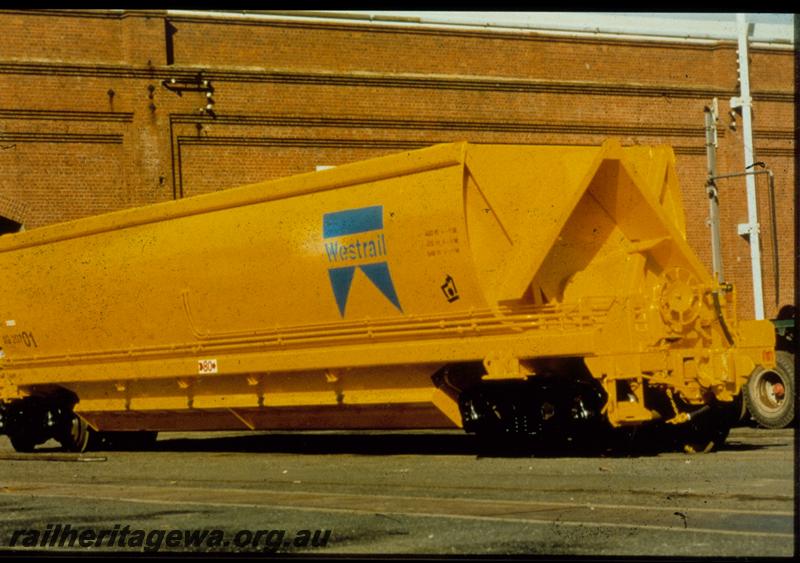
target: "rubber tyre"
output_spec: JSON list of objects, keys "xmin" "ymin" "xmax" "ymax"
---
[
  {"xmin": 744, "ymin": 350, "xmax": 795, "ymax": 429},
  {"xmin": 732, "ymin": 389, "xmax": 748, "ymax": 423}
]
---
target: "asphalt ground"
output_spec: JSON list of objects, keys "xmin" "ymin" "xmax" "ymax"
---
[{"xmin": 0, "ymin": 426, "xmax": 794, "ymax": 557}]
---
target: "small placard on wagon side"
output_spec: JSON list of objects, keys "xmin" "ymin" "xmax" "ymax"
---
[{"xmin": 198, "ymin": 359, "xmax": 218, "ymax": 374}]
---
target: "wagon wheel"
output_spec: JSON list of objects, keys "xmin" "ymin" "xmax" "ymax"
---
[
  {"xmin": 9, "ymin": 432, "xmax": 37, "ymax": 453},
  {"xmin": 59, "ymin": 414, "xmax": 94, "ymax": 453},
  {"xmin": 679, "ymin": 421, "xmax": 730, "ymax": 454},
  {"xmin": 672, "ymin": 401, "xmax": 738, "ymax": 454}
]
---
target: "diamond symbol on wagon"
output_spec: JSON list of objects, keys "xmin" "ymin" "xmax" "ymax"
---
[{"xmin": 323, "ymin": 205, "xmax": 402, "ymax": 316}]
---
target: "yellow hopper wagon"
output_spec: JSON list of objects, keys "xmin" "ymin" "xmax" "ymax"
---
[{"xmin": 0, "ymin": 141, "xmax": 775, "ymax": 453}]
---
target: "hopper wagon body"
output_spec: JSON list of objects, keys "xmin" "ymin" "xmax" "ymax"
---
[{"xmin": 0, "ymin": 140, "xmax": 775, "ymax": 452}]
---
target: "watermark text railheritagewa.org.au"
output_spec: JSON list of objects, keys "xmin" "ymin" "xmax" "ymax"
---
[{"xmin": 7, "ymin": 524, "xmax": 331, "ymax": 552}]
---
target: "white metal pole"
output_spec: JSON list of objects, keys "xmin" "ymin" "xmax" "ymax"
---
[
  {"xmin": 704, "ymin": 98, "xmax": 724, "ymax": 284},
  {"xmin": 733, "ymin": 13, "xmax": 765, "ymax": 320}
]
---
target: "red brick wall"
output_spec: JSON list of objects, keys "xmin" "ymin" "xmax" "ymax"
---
[{"xmin": 0, "ymin": 9, "xmax": 794, "ymax": 318}]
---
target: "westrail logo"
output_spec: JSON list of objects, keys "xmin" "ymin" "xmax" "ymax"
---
[{"xmin": 323, "ymin": 205, "xmax": 402, "ymax": 317}]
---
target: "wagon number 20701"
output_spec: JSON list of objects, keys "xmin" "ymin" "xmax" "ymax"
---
[{"xmin": 3, "ymin": 332, "xmax": 38, "ymax": 348}]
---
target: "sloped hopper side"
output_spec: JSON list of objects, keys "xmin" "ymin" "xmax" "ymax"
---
[{"xmin": 462, "ymin": 139, "xmax": 711, "ymax": 309}]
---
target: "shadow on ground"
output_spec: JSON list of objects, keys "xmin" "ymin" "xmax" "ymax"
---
[{"xmin": 86, "ymin": 429, "xmax": 776, "ymax": 458}]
